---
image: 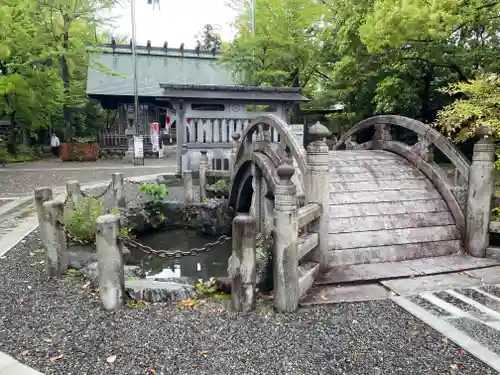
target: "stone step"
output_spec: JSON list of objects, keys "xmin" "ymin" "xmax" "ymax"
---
[
  {"xmin": 328, "ymin": 239, "xmax": 463, "ymax": 265},
  {"xmin": 330, "ymin": 164, "xmax": 418, "ymax": 175},
  {"xmin": 329, "ymin": 188, "xmax": 441, "ymax": 204},
  {"xmin": 329, "ymin": 211, "xmax": 455, "ymax": 234},
  {"xmin": 328, "ymin": 225, "xmax": 461, "ymax": 250},
  {"xmin": 329, "ymin": 199, "xmax": 448, "ymax": 218},
  {"xmin": 316, "ymin": 255, "xmax": 499, "ymax": 285},
  {"xmin": 329, "ymin": 169, "xmax": 424, "ymax": 182},
  {"xmin": 329, "ymin": 150, "xmax": 400, "ymax": 160},
  {"xmin": 298, "ymin": 261, "xmax": 320, "ymax": 299},
  {"xmin": 298, "ymin": 232, "xmax": 318, "ymax": 260},
  {"xmin": 300, "ymin": 283, "xmax": 392, "ymax": 306},
  {"xmin": 329, "ymin": 177, "xmax": 429, "ymax": 193}
]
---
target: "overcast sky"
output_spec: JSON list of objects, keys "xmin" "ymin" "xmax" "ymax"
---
[{"xmin": 109, "ymin": 0, "xmax": 238, "ymax": 48}]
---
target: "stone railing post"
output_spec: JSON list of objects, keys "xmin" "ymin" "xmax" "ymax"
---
[
  {"xmin": 41, "ymin": 200, "xmax": 68, "ymax": 276},
  {"xmin": 199, "ymin": 150, "xmax": 209, "ymax": 201},
  {"xmin": 66, "ymin": 180, "xmax": 83, "ymax": 206},
  {"xmin": 34, "ymin": 186, "xmax": 53, "ymax": 229},
  {"xmin": 112, "ymin": 173, "xmax": 126, "ymax": 209},
  {"xmin": 183, "ymin": 170, "xmax": 195, "ymax": 202},
  {"xmin": 306, "ymin": 122, "xmax": 331, "ymax": 270},
  {"xmin": 466, "ymin": 126, "xmax": 495, "ymax": 257},
  {"xmin": 274, "ymin": 163, "xmax": 299, "ymax": 312},
  {"xmin": 96, "ymin": 214, "xmax": 124, "ymax": 310},
  {"xmin": 229, "ymin": 214, "xmax": 257, "ymax": 313},
  {"xmin": 230, "ymin": 132, "xmax": 241, "ymax": 174}
]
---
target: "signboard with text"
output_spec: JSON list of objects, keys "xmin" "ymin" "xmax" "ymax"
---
[{"xmin": 133, "ymin": 135, "xmax": 144, "ymax": 165}]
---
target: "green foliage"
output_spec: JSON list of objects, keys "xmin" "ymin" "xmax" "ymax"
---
[
  {"xmin": 197, "ymin": 24, "xmax": 222, "ymax": 51},
  {"xmin": 212, "ymin": 179, "xmax": 229, "ymax": 195},
  {"xmin": 222, "ymin": 0, "xmax": 326, "ymax": 90},
  {"xmin": 433, "ymin": 74, "xmax": 500, "ymax": 141},
  {"xmin": 0, "ymin": 0, "xmax": 117, "ymax": 152},
  {"xmin": 139, "ymin": 183, "xmax": 169, "ymax": 227},
  {"xmin": 125, "ymin": 300, "xmax": 147, "ymax": 309},
  {"xmin": 67, "ymin": 268, "xmax": 80, "ymax": 277},
  {"xmin": 492, "ymin": 207, "xmax": 500, "ymax": 222},
  {"xmin": 63, "ymin": 197, "xmax": 104, "ymax": 243},
  {"xmin": 194, "ymin": 278, "xmax": 230, "ymax": 301}
]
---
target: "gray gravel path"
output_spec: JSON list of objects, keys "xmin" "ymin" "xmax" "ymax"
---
[{"xmin": 0, "ymin": 232, "xmax": 495, "ymax": 375}]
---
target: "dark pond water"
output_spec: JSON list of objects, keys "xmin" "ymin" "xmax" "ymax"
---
[{"xmin": 128, "ymin": 228, "xmax": 232, "ymax": 280}]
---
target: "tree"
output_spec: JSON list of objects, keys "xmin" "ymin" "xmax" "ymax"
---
[
  {"xmin": 197, "ymin": 24, "xmax": 222, "ymax": 52},
  {"xmin": 36, "ymin": 0, "xmax": 118, "ymax": 139},
  {"xmin": 221, "ymin": 0, "xmax": 327, "ymax": 92},
  {"xmin": 434, "ymin": 74, "xmax": 500, "ymax": 141}
]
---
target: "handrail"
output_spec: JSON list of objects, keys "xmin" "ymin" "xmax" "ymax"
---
[
  {"xmin": 334, "ymin": 115, "xmax": 471, "ymax": 181},
  {"xmin": 297, "ymin": 203, "xmax": 322, "ymax": 228}
]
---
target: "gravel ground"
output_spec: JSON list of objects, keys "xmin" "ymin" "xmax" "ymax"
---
[
  {"xmin": 0, "ymin": 232, "xmax": 495, "ymax": 375},
  {"xmin": 0, "ymin": 159, "xmax": 176, "ymax": 196}
]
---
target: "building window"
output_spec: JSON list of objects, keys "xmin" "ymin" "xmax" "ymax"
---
[
  {"xmin": 191, "ymin": 103, "xmax": 225, "ymax": 111},
  {"xmin": 246, "ymin": 104, "xmax": 276, "ymax": 112}
]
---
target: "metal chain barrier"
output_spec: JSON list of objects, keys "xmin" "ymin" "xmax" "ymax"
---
[
  {"xmin": 122, "ymin": 231, "xmax": 272, "ymax": 259},
  {"xmin": 80, "ymin": 181, "xmax": 113, "ymax": 199}
]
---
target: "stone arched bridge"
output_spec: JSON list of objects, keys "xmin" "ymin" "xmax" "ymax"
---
[{"xmin": 227, "ymin": 114, "xmax": 497, "ymax": 312}]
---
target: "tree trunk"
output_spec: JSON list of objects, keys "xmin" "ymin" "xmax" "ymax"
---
[{"xmin": 61, "ymin": 15, "xmax": 73, "ymax": 140}]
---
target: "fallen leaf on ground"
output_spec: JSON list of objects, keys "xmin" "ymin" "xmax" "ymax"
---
[
  {"xmin": 179, "ymin": 299, "xmax": 197, "ymax": 308},
  {"xmin": 82, "ymin": 281, "xmax": 91, "ymax": 289},
  {"xmin": 214, "ymin": 307, "xmax": 226, "ymax": 312},
  {"xmin": 106, "ymin": 355, "xmax": 117, "ymax": 364},
  {"xmin": 21, "ymin": 350, "xmax": 30, "ymax": 356},
  {"xmin": 199, "ymin": 350, "xmax": 210, "ymax": 356},
  {"xmin": 450, "ymin": 363, "xmax": 458, "ymax": 370},
  {"xmin": 146, "ymin": 368, "xmax": 157, "ymax": 375},
  {"xmin": 458, "ymin": 348, "xmax": 465, "ymax": 355},
  {"xmin": 320, "ymin": 295, "xmax": 328, "ymax": 301},
  {"xmin": 47, "ymin": 353, "xmax": 63, "ymax": 362}
]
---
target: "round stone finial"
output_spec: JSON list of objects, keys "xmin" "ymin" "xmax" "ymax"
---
[
  {"xmin": 277, "ymin": 163, "xmax": 295, "ymax": 180},
  {"xmin": 308, "ymin": 121, "xmax": 331, "ymax": 141},
  {"xmin": 476, "ymin": 125, "xmax": 493, "ymax": 139},
  {"xmin": 231, "ymin": 132, "xmax": 241, "ymax": 141}
]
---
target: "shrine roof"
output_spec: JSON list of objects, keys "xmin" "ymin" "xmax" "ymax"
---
[{"xmin": 86, "ymin": 44, "xmax": 308, "ymax": 102}]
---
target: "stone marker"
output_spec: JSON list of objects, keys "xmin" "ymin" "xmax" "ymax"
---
[
  {"xmin": 112, "ymin": 172, "xmax": 126, "ymax": 209},
  {"xmin": 229, "ymin": 214, "xmax": 256, "ymax": 313},
  {"xmin": 95, "ymin": 214, "xmax": 124, "ymax": 310},
  {"xmin": 42, "ymin": 200, "xmax": 68, "ymax": 276}
]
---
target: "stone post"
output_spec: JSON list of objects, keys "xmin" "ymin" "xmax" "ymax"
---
[
  {"xmin": 199, "ymin": 150, "xmax": 209, "ymax": 201},
  {"xmin": 466, "ymin": 126, "xmax": 495, "ymax": 257},
  {"xmin": 183, "ymin": 170, "xmax": 195, "ymax": 202},
  {"xmin": 112, "ymin": 173, "xmax": 126, "ymax": 209},
  {"xmin": 230, "ymin": 132, "xmax": 241, "ymax": 173},
  {"xmin": 229, "ymin": 214, "xmax": 256, "ymax": 313},
  {"xmin": 95, "ymin": 214, "xmax": 125, "ymax": 310},
  {"xmin": 273, "ymin": 163, "xmax": 299, "ymax": 313},
  {"xmin": 66, "ymin": 180, "xmax": 83, "ymax": 206},
  {"xmin": 306, "ymin": 122, "xmax": 331, "ymax": 270},
  {"xmin": 41, "ymin": 200, "xmax": 68, "ymax": 276},
  {"xmin": 34, "ymin": 186, "xmax": 53, "ymax": 229}
]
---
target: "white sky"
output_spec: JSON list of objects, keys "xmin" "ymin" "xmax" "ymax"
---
[{"xmin": 109, "ymin": 0, "xmax": 239, "ymax": 48}]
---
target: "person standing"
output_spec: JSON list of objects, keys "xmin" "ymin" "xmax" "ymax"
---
[{"xmin": 50, "ymin": 134, "xmax": 60, "ymax": 158}]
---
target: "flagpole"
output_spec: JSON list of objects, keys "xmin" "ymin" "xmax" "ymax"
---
[
  {"xmin": 250, "ymin": 0, "xmax": 255, "ymax": 35},
  {"xmin": 131, "ymin": 0, "xmax": 139, "ymax": 134}
]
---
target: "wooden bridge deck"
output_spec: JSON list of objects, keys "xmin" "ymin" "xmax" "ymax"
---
[{"xmin": 327, "ymin": 150, "xmax": 462, "ymax": 266}]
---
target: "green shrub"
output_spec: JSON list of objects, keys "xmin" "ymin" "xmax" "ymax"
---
[
  {"xmin": 63, "ymin": 197, "xmax": 104, "ymax": 243},
  {"xmin": 139, "ymin": 183, "xmax": 169, "ymax": 227}
]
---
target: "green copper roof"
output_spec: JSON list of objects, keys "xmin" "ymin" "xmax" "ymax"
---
[{"xmin": 86, "ymin": 44, "xmax": 236, "ymax": 97}]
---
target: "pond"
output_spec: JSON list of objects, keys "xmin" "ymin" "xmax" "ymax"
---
[{"xmin": 127, "ymin": 228, "xmax": 232, "ymax": 281}]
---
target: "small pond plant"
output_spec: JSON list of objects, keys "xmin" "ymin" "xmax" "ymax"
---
[
  {"xmin": 139, "ymin": 183, "xmax": 169, "ymax": 228},
  {"xmin": 63, "ymin": 197, "xmax": 104, "ymax": 243}
]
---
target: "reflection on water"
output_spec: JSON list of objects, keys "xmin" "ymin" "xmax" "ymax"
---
[{"xmin": 128, "ymin": 228, "xmax": 232, "ymax": 280}]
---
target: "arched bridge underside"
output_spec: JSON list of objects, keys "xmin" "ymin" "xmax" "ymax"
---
[{"xmin": 229, "ymin": 114, "xmax": 477, "ymax": 269}]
